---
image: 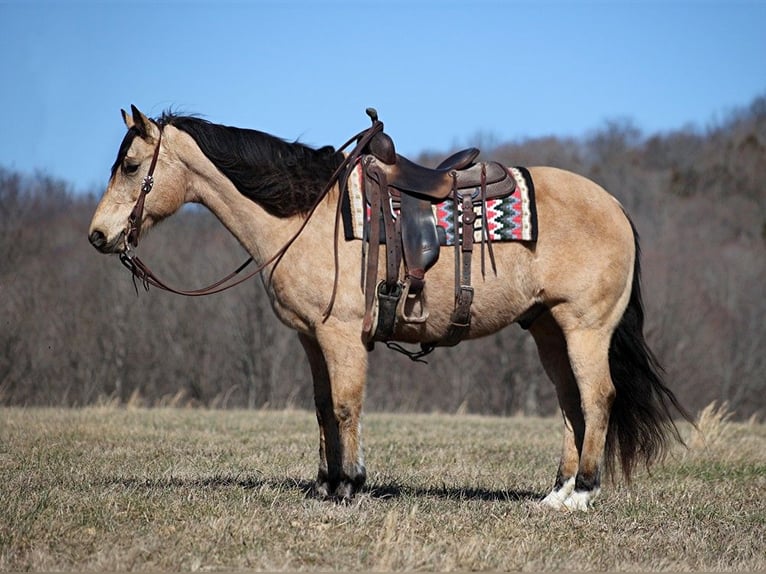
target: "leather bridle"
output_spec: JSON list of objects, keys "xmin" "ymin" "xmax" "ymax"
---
[
  {"xmin": 124, "ymin": 125, "xmax": 163, "ymax": 249},
  {"xmin": 118, "ymin": 115, "xmax": 384, "ymax": 304},
  {"xmin": 118, "ymin": 120, "xmax": 262, "ymax": 297}
]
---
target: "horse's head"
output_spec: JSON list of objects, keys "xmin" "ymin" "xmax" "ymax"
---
[{"xmin": 88, "ymin": 105, "xmax": 186, "ymax": 254}]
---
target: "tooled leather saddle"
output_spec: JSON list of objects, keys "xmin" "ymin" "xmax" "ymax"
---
[{"xmin": 351, "ymin": 109, "xmax": 516, "ymax": 358}]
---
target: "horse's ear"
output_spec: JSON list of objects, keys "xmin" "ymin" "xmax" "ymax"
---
[
  {"xmin": 121, "ymin": 108, "xmax": 135, "ymax": 130},
  {"xmin": 130, "ymin": 104, "xmax": 152, "ymax": 137}
]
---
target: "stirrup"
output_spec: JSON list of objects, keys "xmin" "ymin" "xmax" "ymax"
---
[
  {"xmin": 396, "ymin": 278, "xmax": 429, "ymax": 324},
  {"xmin": 364, "ymin": 280, "xmax": 400, "ymax": 346}
]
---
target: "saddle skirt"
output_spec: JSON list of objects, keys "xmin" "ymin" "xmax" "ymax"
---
[{"xmin": 342, "ymin": 161, "xmax": 538, "ymax": 245}]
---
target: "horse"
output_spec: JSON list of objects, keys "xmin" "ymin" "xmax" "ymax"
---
[{"xmin": 88, "ymin": 105, "xmax": 690, "ymax": 511}]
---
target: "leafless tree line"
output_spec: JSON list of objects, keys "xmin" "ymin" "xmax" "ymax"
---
[{"xmin": 1, "ymin": 96, "xmax": 764, "ymax": 418}]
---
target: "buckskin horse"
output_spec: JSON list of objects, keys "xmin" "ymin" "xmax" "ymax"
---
[{"xmin": 88, "ymin": 105, "xmax": 690, "ymax": 511}]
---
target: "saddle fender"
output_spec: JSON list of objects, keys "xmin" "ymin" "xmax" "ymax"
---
[{"xmin": 400, "ymin": 191, "xmax": 440, "ymax": 287}]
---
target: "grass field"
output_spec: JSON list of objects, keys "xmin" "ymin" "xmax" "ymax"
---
[{"xmin": 1, "ymin": 405, "xmax": 764, "ymax": 571}]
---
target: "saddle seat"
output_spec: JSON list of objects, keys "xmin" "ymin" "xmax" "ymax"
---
[
  {"xmin": 386, "ymin": 154, "xmax": 513, "ymax": 200},
  {"xmin": 366, "ymin": 129, "xmax": 512, "ymax": 201}
]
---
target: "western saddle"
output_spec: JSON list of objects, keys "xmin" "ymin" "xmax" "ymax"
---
[{"xmin": 345, "ymin": 109, "xmax": 517, "ymax": 358}]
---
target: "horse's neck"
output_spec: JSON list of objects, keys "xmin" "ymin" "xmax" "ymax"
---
[{"xmin": 180, "ymin": 136, "xmax": 331, "ymax": 265}]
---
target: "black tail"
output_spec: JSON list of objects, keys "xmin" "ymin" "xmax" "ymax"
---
[{"xmin": 605, "ymin": 218, "xmax": 693, "ymax": 480}]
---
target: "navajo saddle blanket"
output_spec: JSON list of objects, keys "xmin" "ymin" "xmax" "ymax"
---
[{"xmin": 342, "ymin": 162, "xmax": 538, "ymax": 245}]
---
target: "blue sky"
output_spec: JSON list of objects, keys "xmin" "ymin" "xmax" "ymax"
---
[{"xmin": 1, "ymin": 0, "xmax": 764, "ymax": 192}]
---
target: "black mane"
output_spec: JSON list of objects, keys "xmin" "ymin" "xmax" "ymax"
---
[{"xmin": 160, "ymin": 111, "xmax": 345, "ymax": 217}]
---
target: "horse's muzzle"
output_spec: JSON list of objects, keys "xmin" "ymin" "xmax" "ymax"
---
[{"xmin": 88, "ymin": 229, "xmax": 123, "ymax": 254}]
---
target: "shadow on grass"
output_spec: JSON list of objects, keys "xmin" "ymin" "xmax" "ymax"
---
[
  {"xmin": 365, "ymin": 482, "xmax": 542, "ymax": 502},
  {"xmin": 104, "ymin": 474, "xmax": 542, "ymax": 503}
]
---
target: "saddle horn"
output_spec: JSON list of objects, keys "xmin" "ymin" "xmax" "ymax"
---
[{"xmin": 364, "ymin": 107, "xmax": 396, "ymax": 165}]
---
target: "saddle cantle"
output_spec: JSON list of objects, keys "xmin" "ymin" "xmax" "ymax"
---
[
  {"xmin": 353, "ymin": 109, "xmax": 517, "ymax": 356},
  {"xmin": 436, "ymin": 147, "xmax": 480, "ymax": 171}
]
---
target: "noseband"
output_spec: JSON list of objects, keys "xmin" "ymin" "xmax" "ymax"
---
[{"xmin": 118, "ymin": 115, "xmax": 384, "ymax": 303}]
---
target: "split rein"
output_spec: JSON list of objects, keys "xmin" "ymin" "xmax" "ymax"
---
[{"xmin": 119, "ymin": 118, "xmax": 384, "ymax": 309}]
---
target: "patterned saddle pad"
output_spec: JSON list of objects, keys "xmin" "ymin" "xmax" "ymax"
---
[{"xmin": 341, "ymin": 163, "xmax": 537, "ymax": 244}]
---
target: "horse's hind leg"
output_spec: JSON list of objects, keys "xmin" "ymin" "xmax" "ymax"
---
[
  {"xmin": 529, "ymin": 312, "xmax": 585, "ymax": 509},
  {"xmin": 531, "ymin": 311, "xmax": 616, "ymax": 511},
  {"xmin": 298, "ymin": 328, "xmax": 367, "ymax": 502},
  {"xmin": 559, "ymin": 326, "xmax": 615, "ymax": 510}
]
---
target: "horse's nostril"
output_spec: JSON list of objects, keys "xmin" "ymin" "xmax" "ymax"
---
[{"xmin": 89, "ymin": 230, "xmax": 106, "ymax": 249}]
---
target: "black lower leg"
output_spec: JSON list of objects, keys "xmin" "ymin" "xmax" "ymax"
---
[{"xmin": 574, "ymin": 469, "xmax": 601, "ymax": 492}]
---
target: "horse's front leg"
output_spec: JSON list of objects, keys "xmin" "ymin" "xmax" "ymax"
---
[{"xmin": 298, "ymin": 328, "xmax": 367, "ymax": 502}]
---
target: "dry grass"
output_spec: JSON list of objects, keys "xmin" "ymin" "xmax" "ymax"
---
[
  {"xmin": 689, "ymin": 401, "xmax": 735, "ymax": 450},
  {"xmin": 1, "ymin": 406, "xmax": 764, "ymax": 571}
]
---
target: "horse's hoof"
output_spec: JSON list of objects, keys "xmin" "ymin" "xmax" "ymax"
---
[
  {"xmin": 333, "ymin": 480, "xmax": 356, "ymax": 504},
  {"xmin": 562, "ymin": 488, "xmax": 599, "ymax": 512},
  {"xmin": 309, "ymin": 478, "xmax": 359, "ymax": 503},
  {"xmin": 540, "ymin": 488, "xmax": 599, "ymax": 512},
  {"xmin": 310, "ymin": 479, "xmax": 333, "ymax": 501},
  {"xmin": 540, "ymin": 476, "xmax": 575, "ymax": 510}
]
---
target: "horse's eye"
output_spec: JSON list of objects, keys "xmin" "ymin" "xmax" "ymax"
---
[{"xmin": 124, "ymin": 162, "xmax": 140, "ymax": 175}]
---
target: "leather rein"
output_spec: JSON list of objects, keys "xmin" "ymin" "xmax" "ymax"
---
[{"xmin": 119, "ymin": 118, "xmax": 383, "ymax": 304}]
